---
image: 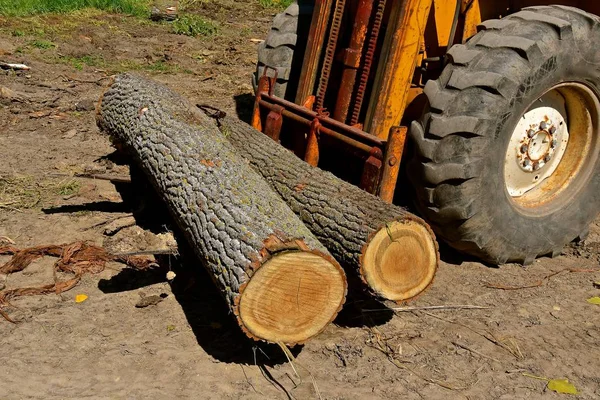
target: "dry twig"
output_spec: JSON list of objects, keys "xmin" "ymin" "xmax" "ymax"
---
[
  {"xmin": 451, "ymin": 341, "xmax": 502, "ymax": 364},
  {"xmin": 422, "ymin": 311, "xmax": 524, "ymax": 360},
  {"xmin": 366, "ymin": 326, "xmax": 469, "ymax": 391},
  {"xmin": 364, "ymin": 305, "xmax": 489, "ymax": 313},
  {"xmin": 483, "ymin": 267, "xmax": 598, "ymax": 290}
]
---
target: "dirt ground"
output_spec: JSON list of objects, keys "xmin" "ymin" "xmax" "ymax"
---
[{"xmin": 1, "ymin": 2, "xmax": 599, "ymax": 399}]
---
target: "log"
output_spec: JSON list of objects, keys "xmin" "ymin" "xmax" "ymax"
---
[
  {"xmin": 218, "ymin": 115, "xmax": 439, "ymax": 302},
  {"xmin": 96, "ymin": 74, "xmax": 347, "ymax": 345}
]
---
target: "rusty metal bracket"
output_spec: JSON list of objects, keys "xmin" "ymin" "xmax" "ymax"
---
[
  {"xmin": 360, "ymin": 147, "xmax": 383, "ymax": 194},
  {"xmin": 378, "ymin": 126, "xmax": 407, "ymax": 203},
  {"xmin": 305, "ymin": 118, "xmax": 321, "ymax": 166},
  {"xmin": 264, "ymin": 104, "xmax": 284, "ymax": 142},
  {"xmin": 253, "ymin": 73, "xmax": 405, "ymax": 202}
]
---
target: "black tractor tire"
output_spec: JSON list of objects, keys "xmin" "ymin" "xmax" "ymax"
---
[
  {"xmin": 255, "ymin": 2, "xmax": 300, "ymax": 99},
  {"xmin": 408, "ymin": 5, "xmax": 600, "ymax": 265}
]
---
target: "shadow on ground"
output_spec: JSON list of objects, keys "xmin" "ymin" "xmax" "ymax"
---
[{"xmin": 90, "ymin": 162, "xmax": 398, "ymax": 365}]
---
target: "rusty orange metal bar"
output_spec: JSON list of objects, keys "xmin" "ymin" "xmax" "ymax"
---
[
  {"xmin": 296, "ymin": 0, "xmax": 334, "ymax": 105},
  {"xmin": 305, "ymin": 119, "xmax": 321, "ymax": 166},
  {"xmin": 365, "ymin": 0, "xmax": 434, "ymax": 139},
  {"xmin": 378, "ymin": 126, "xmax": 407, "ymax": 203},
  {"xmin": 461, "ymin": 0, "xmax": 481, "ymax": 42},
  {"xmin": 333, "ymin": 0, "xmax": 374, "ymax": 123}
]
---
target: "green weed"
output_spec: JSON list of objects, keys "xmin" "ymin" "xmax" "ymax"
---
[
  {"xmin": 258, "ymin": 0, "xmax": 293, "ymax": 10},
  {"xmin": 30, "ymin": 39, "xmax": 56, "ymax": 49},
  {"xmin": 172, "ymin": 14, "xmax": 217, "ymax": 37},
  {"xmin": 59, "ymin": 54, "xmax": 106, "ymax": 70},
  {"xmin": 56, "ymin": 180, "xmax": 80, "ymax": 196}
]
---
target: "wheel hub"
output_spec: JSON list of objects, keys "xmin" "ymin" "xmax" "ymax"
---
[
  {"xmin": 517, "ymin": 120, "xmax": 558, "ymax": 172},
  {"xmin": 505, "ymin": 91, "xmax": 570, "ymax": 197}
]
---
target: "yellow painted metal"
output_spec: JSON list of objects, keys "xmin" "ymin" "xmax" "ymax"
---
[
  {"xmin": 462, "ymin": 0, "xmax": 481, "ymax": 42},
  {"xmin": 433, "ymin": 0, "xmax": 459, "ymax": 47},
  {"xmin": 366, "ymin": 0, "xmax": 434, "ymax": 139}
]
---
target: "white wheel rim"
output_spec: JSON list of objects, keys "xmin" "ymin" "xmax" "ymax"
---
[
  {"xmin": 505, "ymin": 90, "xmax": 569, "ymax": 197},
  {"xmin": 503, "ymin": 83, "xmax": 600, "ymax": 210}
]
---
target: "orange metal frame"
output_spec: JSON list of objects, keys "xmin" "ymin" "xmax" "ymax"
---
[{"xmin": 253, "ymin": 0, "xmax": 600, "ymax": 202}]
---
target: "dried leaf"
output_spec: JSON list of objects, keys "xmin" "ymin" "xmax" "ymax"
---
[
  {"xmin": 75, "ymin": 294, "xmax": 88, "ymax": 303},
  {"xmin": 547, "ymin": 379, "xmax": 578, "ymax": 394},
  {"xmin": 587, "ymin": 296, "xmax": 600, "ymax": 305},
  {"xmin": 167, "ymin": 324, "xmax": 176, "ymax": 332}
]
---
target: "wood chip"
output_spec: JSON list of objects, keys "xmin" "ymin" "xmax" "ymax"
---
[{"xmin": 135, "ymin": 293, "xmax": 167, "ymax": 308}]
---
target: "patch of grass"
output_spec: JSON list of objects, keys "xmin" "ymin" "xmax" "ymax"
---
[
  {"xmin": 56, "ymin": 180, "xmax": 81, "ymax": 196},
  {"xmin": 0, "ymin": 175, "xmax": 41, "ymax": 210},
  {"xmin": 30, "ymin": 39, "xmax": 56, "ymax": 49},
  {"xmin": 178, "ymin": 0, "xmax": 203, "ymax": 12},
  {"xmin": 59, "ymin": 54, "xmax": 106, "ymax": 70},
  {"xmin": 172, "ymin": 14, "xmax": 218, "ymax": 37},
  {"xmin": 0, "ymin": 0, "xmax": 151, "ymax": 17},
  {"xmin": 11, "ymin": 29, "xmax": 25, "ymax": 37},
  {"xmin": 145, "ymin": 60, "xmax": 171, "ymax": 72},
  {"xmin": 258, "ymin": 0, "xmax": 293, "ymax": 10},
  {"xmin": 112, "ymin": 58, "xmax": 186, "ymax": 74}
]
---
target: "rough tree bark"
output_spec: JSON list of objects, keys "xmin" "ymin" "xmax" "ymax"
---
[{"xmin": 96, "ymin": 73, "xmax": 347, "ymax": 345}]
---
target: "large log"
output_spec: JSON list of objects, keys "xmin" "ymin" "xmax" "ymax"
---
[
  {"xmin": 218, "ymin": 115, "xmax": 439, "ymax": 302},
  {"xmin": 96, "ymin": 74, "xmax": 347, "ymax": 345}
]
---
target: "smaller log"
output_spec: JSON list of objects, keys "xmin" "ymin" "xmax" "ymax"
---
[{"xmin": 216, "ymin": 118, "xmax": 439, "ymax": 302}]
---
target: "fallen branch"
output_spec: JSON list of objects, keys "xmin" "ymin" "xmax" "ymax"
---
[
  {"xmin": 0, "ymin": 62, "xmax": 30, "ymax": 70},
  {"xmin": 104, "ymin": 216, "xmax": 136, "ymax": 236},
  {"xmin": 75, "ymin": 172, "xmax": 132, "ymax": 183},
  {"xmin": 83, "ymin": 214, "xmax": 133, "ymax": 231}
]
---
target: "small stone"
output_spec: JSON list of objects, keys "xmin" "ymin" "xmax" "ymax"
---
[
  {"xmin": 324, "ymin": 342, "xmax": 337, "ymax": 351},
  {"xmin": 62, "ymin": 129, "xmax": 77, "ymax": 139},
  {"xmin": 166, "ymin": 270, "xmax": 176, "ymax": 281},
  {"xmin": 135, "ymin": 293, "xmax": 168, "ymax": 308},
  {"xmin": 75, "ymin": 99, "xmax": 96, "ymax": 111}
]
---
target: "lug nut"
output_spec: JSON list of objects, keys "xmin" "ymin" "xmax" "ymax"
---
[
  {"xmin": 520, "ymin": 144, "xmax": 528, "ymax": 153},
  {"xmin": 533, "ymin": 162, "xmax": 540, "ymax": 171},
  {"xmin": 527, "ymin": 129, "xmax": 536, "ymax": 138},
  {"xmin": 523, "ymin": 159, "xmax": 532, "ymax": 167},
  {"xmin": 551, "ymin": 139, "xmax": 558, "ymax": 148},
  {"xmin": 549, "ymin": 125, "xmax": 557, "ymax": 135},
  {"xmin": 544, "ymin": 154, "xmax": 552, "ymax": 162},
  {"xmin": 540, "ymin": 121, "xmax": 548, "ymax": 130}
]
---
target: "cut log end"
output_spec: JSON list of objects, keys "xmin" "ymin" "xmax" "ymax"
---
[
  {"xmin": 362, "ymin": 221, "xmax": 438, "ymax": 302},
  {"xmin": 239, "ymin": 251, "xmax": 346, "ymax": 345}
]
